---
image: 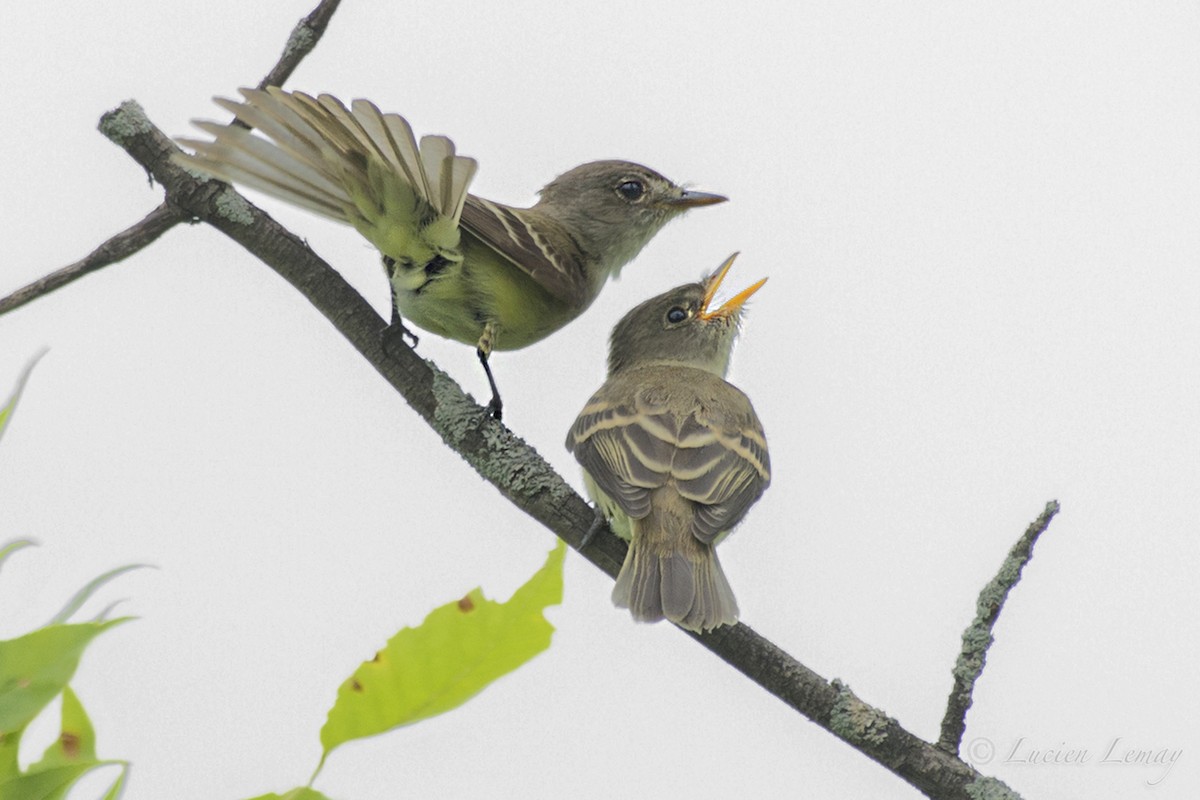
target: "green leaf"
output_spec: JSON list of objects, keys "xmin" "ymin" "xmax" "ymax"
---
[
  {"xmin": 32, "ymin": 686, "xmax": 98, "ymax": 769},
  {"xmin": 0, "ymin": 761, "xmax": 128, "ymax": 800},
  {"xmin": 99, "ymin": 764, "xmax": 129, "ymax": 800},
  {"xmin": 244, "ymin": 789, "xmax": 333, "ymax": 800},
  {"xmin": 0, "ymin": 539, "xmax": 37, "ymax": 580},
  {"xmin": 0, "ymin": 620, "xmax": 129, "ymax": 736},
  {"xmin": 47, "ymin": 564, "xmax": 149, "ymax": 625},
  {"xmin": 0, "ymin": 732, "xmax": 21, "ymax": 782},
  {"xmin": 0, "ymin": 350, "xmax": 47, "ymax": 445},
  {"xmin": 0, "ymin": 764, "xmax": 94, "ymax": 800},
  {"xmin": 14, "ymin": 686, "xmax": 129, "ymax": 800},
  {"xmin": 317, "ymin": 541, "xmax": 565, "ymax": 770}
]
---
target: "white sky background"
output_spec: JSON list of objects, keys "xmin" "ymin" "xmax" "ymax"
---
[{"xmin": 1, "ymin": 2, "xmax": 1198, "ymax": 798}]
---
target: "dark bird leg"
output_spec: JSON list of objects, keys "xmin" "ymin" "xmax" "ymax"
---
[
  {"xmin": 579, "ymin": 504, "xmax": 609, "ymax": 550},
  {"xmin": 382, "ymin": 302, "xmax": 420, "ymax": 351},
  {"xmin": 380, "ymin": 257, "xmax": 419, "ymax": 352},
  {"xmin": 477, "ymin": 322, "xmax": 503, "ymax": 420}
]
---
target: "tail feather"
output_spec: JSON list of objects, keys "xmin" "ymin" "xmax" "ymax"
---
[
  {"xmin": 349, "ymin": 99, "xmax": 427, "ymax": 199},
  {"xmin": 612, "ymin": 528, "xmax": 739, "ymax": 633},
  {"xmin": 417, "ymin": 134, "xmax": 479, "ymax": 225},
  {"xmin": 681, "ymin": 548, "xmax": 738, "ymax": 632},
  {"xmin": 659, "ymin": 550, "xmax": 698, "ymax": 622},
  {"xmin": 212, "ymin": 94, "xmax": 326, "ymax": 169},
  {"xmin": 177, "ymin": 123, "xmax": 347, "ymax": 218},
  {"xmin": 175, "ymin": 88, "xmax": 478, "ymax": 235}
]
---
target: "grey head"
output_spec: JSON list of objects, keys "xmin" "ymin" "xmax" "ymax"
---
[
  {"xmin": 607, "ymin": 253, "xmax": 767, "ymax": 377},
  {"xmin": 535, "ymin": 160, "xmax": 726, "ymax": 278}
]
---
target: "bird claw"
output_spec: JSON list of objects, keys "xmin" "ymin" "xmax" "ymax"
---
[
  {"xmin": 485, "ymin": 394, "xmax": 503, "ymax": 421},
  {"xmin": 381, "ymin": 320, "xmax": 419, "ymax": 354},
  {"xmin": 579, "ymin": 505, "xmax": 608, "ymax": 550}
]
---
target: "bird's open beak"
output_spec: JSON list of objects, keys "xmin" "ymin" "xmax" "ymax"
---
[
  {"xmin": 665, "ymin": 188, "xmax": 728, "ymax": 208},
  {"xmin": 699, "ymin": 252, "xmax": 767, "ymax": 320}
]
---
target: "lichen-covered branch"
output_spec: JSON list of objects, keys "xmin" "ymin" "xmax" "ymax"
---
[
  {"xmin": 0, "ymin": 0, "xmax": 343, "ymax": 316},
  {"xmin": 256, "ymin": 0, "xmax": 344, "ymax": 91},
  {"xmin": 94, "ymin": 100, "xmax": 1027, "ymax": 800},
  {"xmin": 938, "ymin": 501, "xmax": 1061, "ymax": 754}
]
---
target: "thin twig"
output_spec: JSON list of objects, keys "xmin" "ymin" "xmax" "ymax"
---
[
  {"xmin": 0, "ymin": 204, "xmax": 183, "ymax": 317},
  {"xmin": 938, "ymin": 500, "xmax": 1061, "ymax": 754},
  {"xmin": 95, "ymin": 99, "xmax": 1028, "ymax": 800},
  {"xmin": 0, "ymin": 0, "xmax": 344, "ymax": 317},
  {"xmin": 257, "ymin": 0, "xmax": 344, "ymax": 90}
]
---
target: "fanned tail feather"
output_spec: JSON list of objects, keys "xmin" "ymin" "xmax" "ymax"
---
[{"xmin": 175, "ymin": 88, "xmax": 477, "ymax": 230}]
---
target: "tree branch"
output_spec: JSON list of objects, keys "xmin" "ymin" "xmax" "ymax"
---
[
  {"xmin": 256, "ymin": 0, "xmax": 344, "ymax": 91},
  {"xmin": 0, "ymin": 0, "xmax": 343, "ymax": 318},
  {"xmin": 0, "ymin": 204, "xmax": 183, "ymax": 317},
  {"xmin": 938, "ymin": 501, "xmax": 1061, "ymax": 754},
  {"xmin": 93, "ymin": 99, "xmax": 1037, "ymax": 800}
]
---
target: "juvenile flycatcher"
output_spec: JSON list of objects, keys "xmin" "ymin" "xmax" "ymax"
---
[
  {"xmin": 565, "ymin": 253, "xmax": 770, "ymax": 632},
  {"xmin": 176, "ymin": 88, "xmax": 726, "ymax": 418}
]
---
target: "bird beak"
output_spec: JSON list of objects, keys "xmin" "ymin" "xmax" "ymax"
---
[
  {"xmin": 665, "ymin": 188, "xmax": 728, "ymax": 208},
  {"xmin": 700, "ymin": 253, "xmax": 767, "ymax": 320}
]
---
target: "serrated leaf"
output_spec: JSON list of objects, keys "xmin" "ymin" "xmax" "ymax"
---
[
  {"xmin": 317, "ymin": 541, "xmax": 565, "ymax": 769},
  {"xmin": 0, "ymin": 350, "xmax": 47, "ymax": 445},
  {"xmin": 0, "ymin": 620, "xmax": 129, "ymax": 735}
]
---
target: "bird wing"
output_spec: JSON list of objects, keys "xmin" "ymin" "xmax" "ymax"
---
[
  {"xmin": 566, "ymin": 373, "xmax": 770, "ymax": 542},
  {"xmin": 176, "ymin": 88, "xmax": 478, "ymax": 248},
  {"xmin": 566, "ymin": 389, "xmax": 675, "ymax": 520},
  {"xmin": 460, "ymin": 196, "xmax": 592, "ymax": 309},
  {"xmin": 179, "ymin": 88, "xmax": 589, "ymax": 304},
  {"xmin": 671, "ymin": 399, "xmax": 771, "ymax": 544}
]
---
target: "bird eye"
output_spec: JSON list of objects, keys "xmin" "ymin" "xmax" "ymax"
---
[
  {"xmin": 616, "ymin": 180, "xmax": 645, "ymax": 201},
  {"xmin": 666, "ymin": 307, "xmax": 688, "ymax": 324}
]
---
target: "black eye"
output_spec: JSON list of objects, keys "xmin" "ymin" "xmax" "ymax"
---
[
  {"xmin": 616, "ymin": 180, "xmax": 645, "ymax": 201},
  {"xmin": 666, "ymin": 307, "xmax": 688, "ymax": 324}
]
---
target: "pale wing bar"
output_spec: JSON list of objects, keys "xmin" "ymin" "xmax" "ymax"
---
[
  {"xmin": 460, "ymin": 197, "xmax": 590, "ymax": 308},
  {"xmin": 567, "ymin": 396, "xmax": 770, "ymax": 543},
  {"xmin": 671, "ymin": 414, "xmax": 769, "ymax": 543},
  {"xmin": 567, "ymin": 400, "xmax": 669, "ymax": 519}
]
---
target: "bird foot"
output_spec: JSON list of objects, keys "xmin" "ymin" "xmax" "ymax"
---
[
  {"xmin": 579, "ymin": 505, "xmax": 609, "ymax": 550},
  {"xmin": 381, "ymin": 320, "xmax": 419, "ymax": 355},
  {"xmin": 485, "ymin": 394, "xmax": 503, "ymax": 421},
  {"xmin": 476, "ymin": 340, "xmax": 503, "ymax": 421}
]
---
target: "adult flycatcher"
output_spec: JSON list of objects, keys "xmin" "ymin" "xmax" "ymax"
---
[{"xmin": 177, "ymin": 88, "xmax": 725, "ymax": 417}]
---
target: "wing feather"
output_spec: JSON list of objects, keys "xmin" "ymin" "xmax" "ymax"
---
[
  {"xmin": 460, "ymin": 196, "xmax": 591, "ymax": 308},
  {"xmin": 567, "ymin": 376, "xmax": 770, "ymax": 542}
]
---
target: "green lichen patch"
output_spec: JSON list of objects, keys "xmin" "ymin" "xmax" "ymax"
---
[
  {"xmin": 829, "ymin": 680, "xmax": 890, "ymax": 746},
  {"xmin": 965, "ymin": 775, "xmax": 1022, "ymax": 800},
  {"xmin": 214, "ymin": 188, "xmax": 254, "ymax": 226},
  {"xmin": 97, "ymin": 101, "xmax": 152, "ymax": 146}
]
